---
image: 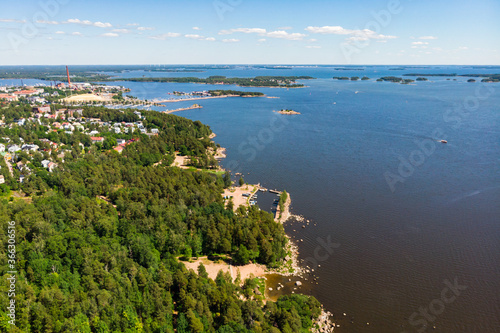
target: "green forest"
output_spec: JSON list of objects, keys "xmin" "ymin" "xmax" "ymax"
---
[
  {"xmin": 0, "ymin": 104, "xmax": 322, "ymax": 332},
  {"xmin": 109, "ymin": 76, "xmax": 314, "ymax": 88}
]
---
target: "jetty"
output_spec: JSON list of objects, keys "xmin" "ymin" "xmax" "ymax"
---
[
  {"xmin": 162, "ymin": 104, "xmax": 202, "ymax": 114},
  {"xmin": 269, "ymin": 189, "xmax": 282, "ymax": 194}
]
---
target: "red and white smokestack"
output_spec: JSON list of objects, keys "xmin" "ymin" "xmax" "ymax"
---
[{"xmin": 66, "ymin": 66, "xmax": 71, "ymax": 87}]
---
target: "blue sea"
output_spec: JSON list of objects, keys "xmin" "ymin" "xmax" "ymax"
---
[{"xmin": 3, "ymin": 65, "xmax": 499, "ymax": 332}]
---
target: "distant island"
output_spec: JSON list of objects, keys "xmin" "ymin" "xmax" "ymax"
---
[
  {"xmin": 334, "ymin": 67, "xmax": 364, "ymax": 71},
  {"xmin": 333, "ymin": 76, "xmax": 370, "ymax": 81},
  {"xmin": 208, "ymin": 89, "xmax": 264, "ymax": 97},
  {"xmin": 376, "ymin": 76, "xmax": 415, "ymax": 84},
  {"xmin": 276, "ymin": 109, "xmax": 301, "ymax": 115},
  {"xmin": 403, "ymin": 73, "xmax": 500, "ymax": 82},
  {"xmin": 109, "ymin": 76, "xmax": 315, "ymax": 88}
]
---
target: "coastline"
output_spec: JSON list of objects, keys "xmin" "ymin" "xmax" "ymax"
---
[
  {"xmin": 162, "ymin": 104, "xmax": 202, "ymax": 114},
  {"xmin": 158, "ymin": 94, "xmax": 263, "ymax": 103},
  {"xmin": 183, "ymin": 137, "xmax": 334, "ymax": 331}
]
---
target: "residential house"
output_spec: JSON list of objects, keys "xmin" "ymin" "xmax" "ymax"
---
[
  {"xmin": 113, "ymin": 145, "xmax": 124, "ymax": 153},
  {"xmin": 114, "ymin": 127, "xmax": 121, "ymax": 134},
  {"xmin": 0, "ymin": 175, "xmax": 4, "ymax": 184},
  {"xmin": 21, "ymin": 144, "xmax": 39, "ymax": 152},
  {"xmin": 151, "ymin": 128, "xmax": 159, "ymax": 134},
  {"xmin": 0, "ymin": 144, "xmax": 4, "ymax": 152},
  {"xmin": 91, "ymin": 137, "xmax": 105, "ymax": 143},
  {"xmin": 62, "ymin": 123, "xmax": 74, "ymax": 131},
  {"xmin": 0, "ymin": 94, "xmax": 18, "ymax": 102},
  {"xmin": 13, "ymin": 90, "xmax": 38, "ymax": 97},
  {"xmin": 7, "ymin": 144, "xmax": 21, "ymax": 153},
  {"xmin": 117, "ymin": 139, "xmax": 126, "ymax": 145},
  {"xmin": 47, "ymin": 162, "xmax": 57, "ymax": 172}
]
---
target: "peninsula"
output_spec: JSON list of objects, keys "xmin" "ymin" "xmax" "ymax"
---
[{"xmin": 108, "ymin": 75, "xmax": 315, "ymax": 88}]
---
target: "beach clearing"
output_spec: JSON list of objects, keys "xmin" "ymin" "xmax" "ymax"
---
[
  {"xmin": 223, "ymin": 184, "xmax": 259, "ymax": 211},
  {"xmin": 183, "ymin": 257, "xmax": 266, "ymax": 281},
  {"xmin": 62, "ymin": 93, "xmax": 113, "ymax": 103}
]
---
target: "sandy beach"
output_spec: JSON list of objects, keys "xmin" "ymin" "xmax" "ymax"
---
[
  {"xmin": 183, "ymin": 257, "xmax": 266, "ymax": 281},
  {"xmin": 223, "ymin": 184, "xmax": 259, "ymax": 211},
  {"xmin": 62, "ymin": 93, "xmax": 112, "ymax": 103},
  {"xmin": 171, "ymin": 153, "xmax": 190, "ymax": 169}
]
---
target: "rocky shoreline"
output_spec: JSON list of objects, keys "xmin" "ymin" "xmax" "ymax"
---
[{"xmin": 213, "ymin": 139, "xmax": 334, "ymax": 332}]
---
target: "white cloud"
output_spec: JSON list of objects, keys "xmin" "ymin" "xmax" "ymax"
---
[
  {"xmin": 309, "ymin": 38, "xmax": 317, "ymax": 42},
  {"xmin": 258, "ymin": 39, "xmax": 266, "ymax": 42},
  {"xmin": 458, "ymin": 46, "xmax": 469, "ymax": 50},
  {"xmin": 127, "ymin": 23, "xmax": 139, "ymax": 26},
  {"xmin": 184, "ymin": 34, "xmax": 215, "ymax": 41},
  {"xmin": 185, "ymin": 34, "xmax": 203, "ymax": 39},
  {"xmin": 71, "ymin": 32, "xmax": 83, "ymax": 36},
  {"xmin": 418, "ymin": 36, "xmax": 438, "ymax": 40},
  {"xmin": 305, "ymin": 25, "xmax": 397, "ymax": 42},
  {"xmin": 55, "ymin": 31, "xmax": 65, "ymax": 34},
  {"xmin": 219, "ymin": 28, "xmax": 267, "ymax": 35},
  {"xmin": 266, "ymin": 30, "xmax": 306, "ymax": 40},
  {"xmin": 218, "ymin": 27, "xmax": 306, "ymax": 40},
  {"xmin": 277, "ymin": 26, "xmax": 293, "ymax": 30},
  {"xmin": 149, "ymin": 32, "xmax": 181, "ymax": 40},
  {"xmin": 192, "ymin": 27, "xmax": 201, "ymax": 30},
  {"xmin": 222, "ymin": 38, "xmax": 239, "ymax": 43},
  {"xmin": 306, "ymin": 45, "xmax": 321, "ymax": 49},
  {"xmin": 305, "ymin": 26, "xmax": 354, "ymax": 35},
  {"xmin": 63, "ymin": 18, "xmax": 112, "ymax": 28},
  {"xmin": 0, "ymin": 18, "xmax": 26, "ymax": 23},
  {"xmin": 94, "ymin": 21, "xmax": 112, "ymax": 28},
  {"xmin": 412, "ymin": 41, "xmax": 429, "ymax": 45},
  {"xmin": 112, "ymin": 28, "xmax": 130, "ymax": 34},
  {"xmin": 138, "ymin": 26, "xmax": 155, "ymax": 31},
  {"xmin": 101, "ymin": 32, "xmax": 119, "ymax": 37},
  {"xmin": 36, "ymin": 20, "xmax": 58, "ymax": 25}
]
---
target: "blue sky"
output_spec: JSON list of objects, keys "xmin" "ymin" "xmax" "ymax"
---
[{"xmin": 1, "ymin": 0, "xmax": 499, "ymax": 65}]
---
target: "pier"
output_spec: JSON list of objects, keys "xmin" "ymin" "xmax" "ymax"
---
[{"xmin": 162, "ymin": 104, "xmax": 203, "ymax": 114}]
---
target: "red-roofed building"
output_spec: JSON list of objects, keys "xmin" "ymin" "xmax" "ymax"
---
[
  {"xmin": 13, "ymin": 90, "xmax": 38, "ymax": 97},
  {"xmin": 113, "ymin": 145, "xmax": 124, "ymax": 153},
  {"xmin": 91, "ymin": 137, "xmax": 105, "ymax": 143},
  {"xmin": 0, "ymin": 94, "xmax": 18, "ymax": 101},
  {"xmin": 33, "ymin": 105, "xmax": 51, "ymax": 113}
]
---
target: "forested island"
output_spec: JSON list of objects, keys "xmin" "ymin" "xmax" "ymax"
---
[
  {"xmin": 207, "ymin": 90, "xmax": 264, "ymax": 97},
  {"xmin": 403, "ymin": 73, "xmax": 500, "ymax": 82},
  {"xmin": 0, "ymin": 101, "xmax": 325, "ymax": 332},
  {"xmin": 108, "ymin": 76, "xmax": 315, "ymax": 88},
  {"xmin": 376, "ymin": 76, "xmax": 415, "ymax": 84}
]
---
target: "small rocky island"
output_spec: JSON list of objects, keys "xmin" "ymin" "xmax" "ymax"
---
[{"xmin": 276, "ymin": 109, "xmax": 301, "ymax": 115}]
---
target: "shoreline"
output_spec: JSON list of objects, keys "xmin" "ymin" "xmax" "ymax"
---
[
  {"xmin": 157, "ymin": 94, "xmax": 264, "ymax": 103},
  {"xmin": 186, "ymin": 136, "xmax": 334, "ymax": 331},
  {"xmin": 162, "ymin": 104, "xmax": 202, "ymax": 114}
]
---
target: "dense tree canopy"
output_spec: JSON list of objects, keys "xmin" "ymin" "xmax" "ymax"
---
[{"xmin": 0, "ymin": 104, "xmax": 322, "ymax": 332}]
